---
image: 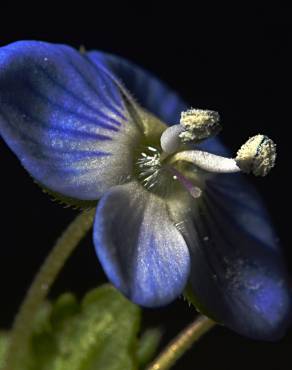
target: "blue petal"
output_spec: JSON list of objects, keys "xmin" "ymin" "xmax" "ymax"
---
[
  {"xmin": 87, "ymin": 50, "xmax": 230, "ymax": 157},
  {"xmin": 93, "ymin": 181, "xmax": 191, "ymax": 307},
  {"xmin": 0, "ymin": 41, "xmax": 142, "ymax": 200},
  {"xmin": 180, "ymin": 173, "xmax": 292, "ymax": 340},
  {"xmin": 86, "ymin": 51, "xmax": 187, "ymax": 125}
]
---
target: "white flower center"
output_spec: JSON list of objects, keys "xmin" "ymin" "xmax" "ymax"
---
[{"xmin": 136, "ymin": 146, "xmax": 162, "ymax": 190}]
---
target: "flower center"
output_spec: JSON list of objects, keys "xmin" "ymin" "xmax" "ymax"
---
[
  {"xmin": 134, "ymin": 108, "xmax": 276, "ymax": 202},
  {"xmin": 135, "ymin": 145, "xmax": 163, "ymax": 191},
  {"xmin": 135, "ymin": 144, "xmax": 203, "ymax": 199}
]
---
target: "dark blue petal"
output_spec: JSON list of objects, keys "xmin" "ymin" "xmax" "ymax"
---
[
  {"xmin": 86, "ymin": 51, "xmax": 187, "ymax": 125},
  {"xmin": 0, "ymin": 41, "xmax": 142, "ymax": 200},
  {"xmin": 87, "ymin": 50, "xmax": 230, "ymax": 157},
  {"xmin": 179, "ymin": 172, "xmax": 292, "ymax": 340},
  {"xmin": 93, "ymin": 181, "xmax": 190, "ymax": 307}
]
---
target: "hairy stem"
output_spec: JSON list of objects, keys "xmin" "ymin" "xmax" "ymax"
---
[
  {"xmin": 3, "ymin": 209, "xmax": 95, "ymax": 370},
  {"xmin": 146, "ymin": 315, "xmax": 215, "ymax": 370}
]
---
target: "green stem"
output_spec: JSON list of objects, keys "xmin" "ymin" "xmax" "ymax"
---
[
  {"xmin": 146, "ymin": 315, "xmax": 215, "ymax": 370},
  {"xmin": 3, "ymin": 209, "xmax": 95, "ymax": 370}
]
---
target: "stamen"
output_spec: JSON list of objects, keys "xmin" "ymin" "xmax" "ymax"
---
[
  {"xmin": 160, "ymin": 106, "xmax": 277, "ymax": 177},
  {"xmin": 160, "ymin": 124, "xmax": 184, "ymax": 154},
  {"xmin": 170, "ymin": 150, "xmax": 241, "ymax": 173},
  {"xmin": 169, "ymin": 135, "xmax": 276, "ymax": 176}
]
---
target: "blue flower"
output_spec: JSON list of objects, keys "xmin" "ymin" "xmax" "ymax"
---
[{"xmin": 0, "ymin": 41, "xmax": 291, "ymax": 340}]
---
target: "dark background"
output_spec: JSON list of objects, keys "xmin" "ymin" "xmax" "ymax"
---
[{"xmin": 0, "ymin": 3, "xmax": 291, "ymax": 369}]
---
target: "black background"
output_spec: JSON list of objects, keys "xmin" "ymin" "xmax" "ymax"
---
[{"xmin": 0, "ymin": 3, "xmax": 291, "ymax": 369}]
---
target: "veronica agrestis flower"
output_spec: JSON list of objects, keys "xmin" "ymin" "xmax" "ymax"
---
[{"xmin": 0, "ymin": 41, "xmax": 291, "ymax": 341}]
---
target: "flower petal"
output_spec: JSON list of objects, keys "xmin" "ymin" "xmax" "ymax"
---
[
  {"xmin": 87, "ymin": 50, "xmax": 230, "ymax": 157},
  {"xmin": 179, "ymin": 173, "xmax": 292, "ymax": 340},
  {"xmin": 93, "ymin": 181, "xmax": 190, "ymax": 307},
  {"xmin": 86, "ymin": 51, "xmax": 187, "ymax": 125},
  {"xmin": 0, "ymin": 41, "xmax": 142, "ymax": 200}
]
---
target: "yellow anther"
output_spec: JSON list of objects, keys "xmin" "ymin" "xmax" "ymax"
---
[
  {"xmin": 235, "ymin": 134, "xmax": 276, "ymax": 176},
  {"xmin": 179, "ymin": 108, "xmax": 221, "ymax": 143}
]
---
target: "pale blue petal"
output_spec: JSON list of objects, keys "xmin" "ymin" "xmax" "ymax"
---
[
  {"xmin": 0, "ymin": 41, "xmax": 142, "ymax": 200},
  {"xmin": 93, "ymin": 181, "xmax": 191, "ymax": 307}
]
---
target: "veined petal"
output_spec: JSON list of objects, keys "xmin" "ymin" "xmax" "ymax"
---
[
  {"xmin": 93, "ymin": 181, "xmax": 190, "ymax": 307},
  {"xmin": 179, "ymin": 173, "xmax": 292, "ymax": 340},
  {"xmin": 0, "ymin": 41, "xmax": 142, "ymax": 200},
  {"xmin": 87, "ymin": 50, "xmax": 230, "ymax": 157},
  {"xmin": 86, "ymin": 51, "xmax": 187, "ymax": 125}
]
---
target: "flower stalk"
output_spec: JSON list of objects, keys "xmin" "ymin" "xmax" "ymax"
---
[
  {"xmin": 2, "ymin": 209, "xmax": 95, "ymax": 370},
  {"xmin": 146, "ymin": 315, "xmax": 215, "ymax": 370}
]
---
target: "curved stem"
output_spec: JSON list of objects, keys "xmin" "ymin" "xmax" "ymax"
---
[
  {"xmin": 3, "ymin": 209, "xmax": 95, "ymax": 370},
  {"xmin": 146, "ymin": 315, "xmax": 215, "ymax": 370}
]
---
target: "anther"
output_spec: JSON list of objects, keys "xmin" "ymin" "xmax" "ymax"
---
[
  {"xmin": 235, "ymin": 134, "xmax": 276, "ymax": 176},
  {"xmin": 160, "ymin": 108, "xmax": 221, "ymax": 155},
  {"xmin": 179, "ymin": 108, "xmax": 221, "ymax": 143}
]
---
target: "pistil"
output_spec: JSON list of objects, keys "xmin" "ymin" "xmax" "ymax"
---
[{"xmin": 168, "ymin": 166, "xmax": 202, "ymax": 199}]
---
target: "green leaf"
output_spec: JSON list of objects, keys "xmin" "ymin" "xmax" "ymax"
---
[
  {"xmin": 27, "ymin": 284, "xmax": 141, "ymax": 370},
  {"xmin": 136, "ymin": 328, "xmax": 162, "ymax": 368},
  {"xmin": 0, "ymin": 331, "xmax": 9, "ymax": 369}
]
